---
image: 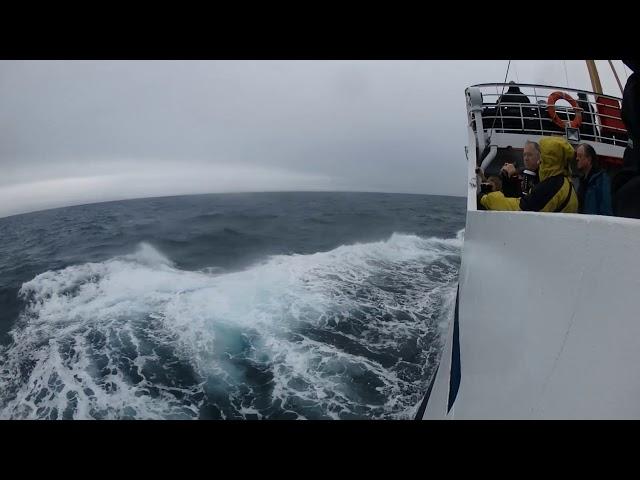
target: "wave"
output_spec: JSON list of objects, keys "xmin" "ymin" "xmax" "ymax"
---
[{"xmin": 0, "ymin": 232, "xmax": 462, "ymax": 420}]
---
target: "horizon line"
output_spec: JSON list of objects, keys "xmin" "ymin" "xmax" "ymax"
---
[{"xmin": 0, "ymin": 190, "xmax": 466, "ymax": 220}]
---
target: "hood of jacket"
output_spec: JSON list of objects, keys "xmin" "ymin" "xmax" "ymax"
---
[{"xmin": 538, "ymin": 136, "xmax": 575, "ymax": 181}]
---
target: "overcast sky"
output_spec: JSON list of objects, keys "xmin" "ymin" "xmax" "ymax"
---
[{"xmin": 0, "ymin": 60, "xmax": 630, "ymax": 217}]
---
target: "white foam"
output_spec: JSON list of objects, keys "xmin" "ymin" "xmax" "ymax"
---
[{"xmin": 1, "ymin": 232, "xmax": 461, "ymax": 419}]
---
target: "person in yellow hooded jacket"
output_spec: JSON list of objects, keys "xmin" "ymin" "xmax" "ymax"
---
[{"xmin": 479, "ymin": 136, "xmax": 579, "ymax": 213}]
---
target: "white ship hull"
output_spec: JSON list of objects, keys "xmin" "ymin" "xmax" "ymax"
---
[
  {"xmin": 421, "ymin": 81, "xmax": 639, "ymax": 419},
  {"xmin": 424, "ymin": 209, "xmax": 640, "ymax": 419}
]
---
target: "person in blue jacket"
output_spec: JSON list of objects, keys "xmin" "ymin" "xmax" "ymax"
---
[{"xmin": 576, "ymin": 143, "xmax": 613, "ymax": 216}]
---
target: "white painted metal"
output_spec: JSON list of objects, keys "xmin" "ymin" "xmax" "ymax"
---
[
  {"xmin": 421, "ymin": 81, "xmax": 638, "ymax": 419},
  {"xmin": 453, "ymin": 211, "xmax": 640, "ymax": 418},
  {"xmin": 467, "ymin": 87, "xmax": 486, "ymax": 151},
  {"xmin": 486, "ymin": 132, "xmax": 626, "ymax": 158},
  {"xmin": 479, "ymin": 145, "xmax": 498, "ymax": 172},
  {"xmin": 466, "ymin": 122, "xmax": 479, "ymax": 212}
]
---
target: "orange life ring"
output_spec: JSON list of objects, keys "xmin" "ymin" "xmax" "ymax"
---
[{"xmin": 547, "ymin": 91, "xmax": 583, "ymax": 130}]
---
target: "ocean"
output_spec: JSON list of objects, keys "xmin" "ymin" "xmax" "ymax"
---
[{"xmin": 0, "ymin": 192, "xmax": 465, "ymax": 419}]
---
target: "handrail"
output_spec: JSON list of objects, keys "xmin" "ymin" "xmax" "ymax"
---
[
  {"xmin": 482, "ymin": 95, "xmax": 624, "ymax": 113},
  {"xmin": 481, "ymin": 107, "xmax": 626, "ymax": 125},
  {"xmin": 471, "ymin": 82, "xmax": 623, "ymax": 102},
  {"xmin": 468, "ymin": 82, "xmax": 629, "ymax": 147}
]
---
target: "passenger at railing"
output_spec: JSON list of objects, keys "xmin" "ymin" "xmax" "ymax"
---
[
  {"xmin": 577, "ymin": 92, "xmax": 597, "ymax": 140},
  {"xmin": 479, "ymin": 137, "xmax": 578, "ymax": 213},
  {"xmin": 476, "ymin": 174, "xmax": 503, "ymax": 209},
  {"xmin": 498, "ymin": 163, "xmax": 521, "ymax": 197},
  {"xmin": 486, "ymin": 175, "xmax": 503, "ymax": 194},
  {"xmin": 477, "ymin": 161, "xmax": 521, "ymax": 198},
  {"xmin": 500, "ymin": 140, "xmax": 541, "ymax": 197},
  {"xmin": 496, "ymin": 82, "xmax": 531, "ymax": 133},
  {"xmin": 521, "ymin": 141, "xmax": 541, "ymax": 194},
  {"xmin": 576, "ymin": 144, "xmax": 613, "ymax": 216},
  {"xmin": 497, "ymin": 82, "xmax": 531, "ymax": 105},
  {"xmin": 475, "ymin": 168, "xmax": 503, "ymax": 192}
]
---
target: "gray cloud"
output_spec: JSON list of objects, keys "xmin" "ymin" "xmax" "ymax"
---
[{"xmin": 0, "ymin": 60, "xmax": 628, "ymax": 217}]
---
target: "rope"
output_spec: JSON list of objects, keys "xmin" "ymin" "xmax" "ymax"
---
[{"xmin": 608, "ymin": 60, "xmax": 624, "ymax": 95}]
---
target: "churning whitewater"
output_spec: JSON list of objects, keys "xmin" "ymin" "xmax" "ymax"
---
[{"xmin": 0, "ymin": 192, "xmax": 465, "ymax": 419}]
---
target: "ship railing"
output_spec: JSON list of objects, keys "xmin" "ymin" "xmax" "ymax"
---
[{"xmin": 469, "ymin": 83, "xmax": 628, "ymax": 147}]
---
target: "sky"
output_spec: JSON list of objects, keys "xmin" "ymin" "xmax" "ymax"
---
[{"xmin": 0, "ymin": 60, "xmax": 630, "ymax": 218}]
